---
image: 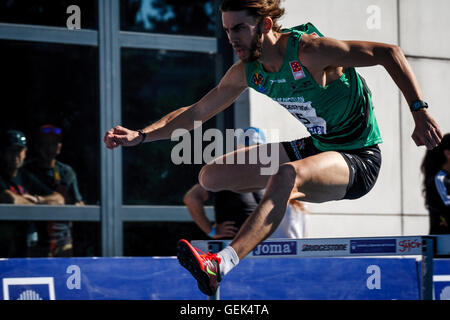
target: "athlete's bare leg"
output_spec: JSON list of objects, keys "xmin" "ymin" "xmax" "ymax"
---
[
  {"xmin": 230, "ymin": 151, "xmax": 350, "ymax": 259},
  {"xmin": 199, "ymin": 145, "xmax": 350, "ymax": 260},
  {"xmin": 199, "ymin": 142, "xmax": 291, "ymax": 193}
]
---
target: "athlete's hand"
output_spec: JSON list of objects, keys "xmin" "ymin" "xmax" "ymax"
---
[
  {"xmin": 212, "ymin": 221, "xmax": 239, "ymax": 239},
  {"xmin": 104, "ymin": 126, "xmax": 141, "ymax": 149},
  {"xmin": 411, "ymin": 109, "xmax": 443, "ymax": 150}
]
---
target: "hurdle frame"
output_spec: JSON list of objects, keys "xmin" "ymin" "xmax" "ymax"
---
[{"xmin": 192, "ymin": 235, "xmax": 450, "ymax": 300}]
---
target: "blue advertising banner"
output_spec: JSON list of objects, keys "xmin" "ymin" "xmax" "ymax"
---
[
  {"xmin": 350, "ymin": 239, "xmax": 397, "ymax": 254},
  {"xmin": 434, "ymin": 259, "xmax": 450, "ymax": 300},
  {"xmin": 0, "ymin": 257, "xmax": 205, "ymax": 300},
  {"xmin": 222, "ymin": 257, "xmax": 419, "ymax": 300},
  {"xmin": 1, "ymin": 257, "xmax": 447, "ymax": 300}
]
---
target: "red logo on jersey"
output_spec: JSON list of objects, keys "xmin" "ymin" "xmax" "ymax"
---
[{"xmin": 289, "ymin": 61, "xmax": 305, "ymax": 80}]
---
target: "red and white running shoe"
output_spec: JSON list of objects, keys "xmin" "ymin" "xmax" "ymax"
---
[{"xmin": 177, "ymin": 239, "xmax": 222, "ymax": 296}]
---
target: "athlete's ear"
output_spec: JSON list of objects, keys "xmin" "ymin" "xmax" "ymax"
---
[{"xmin": 262, "ymin": 17, "xmax": 273, "ymax": 34}]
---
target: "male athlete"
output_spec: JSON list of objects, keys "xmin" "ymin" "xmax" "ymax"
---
[{"xmin": 104, "ymin": 0, "xmax": 443, "ymax": 295}]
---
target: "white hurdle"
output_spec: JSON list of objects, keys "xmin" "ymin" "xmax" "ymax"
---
[{"xmin": 192, "ymin": 235, "xmax": 450, "ymax": 300}]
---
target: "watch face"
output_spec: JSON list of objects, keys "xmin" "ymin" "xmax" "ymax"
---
[{"xmin": 412, "ymin": 101, "xmax": 427, "ymax": 110}]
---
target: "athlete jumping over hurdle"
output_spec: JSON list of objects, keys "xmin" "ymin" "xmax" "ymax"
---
[{"xmin": 103, "ymin": 0, "xmax": 443, "ymax": 296}]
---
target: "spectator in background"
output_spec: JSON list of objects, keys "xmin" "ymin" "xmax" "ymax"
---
[
  {"xmin": 270, "ymin": 198, "xmax": 308, "ymax": 239},
  {"xmin": 184, "ymin": 183, "xmax": 260, "ymax": 239},
  {"xmin": 25, "ymin": 125, "xmax": 84, "ymax": 257},
  {"xmin": 0, "ymin": 130, "xmax": 65, "ymax": 257},
  {"xmin": 184, "ymin": 127, "xmax": 308, "ymax": 240},
  {"xmin": 421, "ymin": 133, "xmax": 450, "ymax": 234}
]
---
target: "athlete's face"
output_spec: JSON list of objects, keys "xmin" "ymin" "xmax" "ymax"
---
[{"xmin": 222, "ymin": 10, "xmax": 264, "ymax": 63}]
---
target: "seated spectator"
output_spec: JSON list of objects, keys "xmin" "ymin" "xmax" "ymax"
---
[
  {"xmin": 0, "ymin": 130, "xmax": 64, "ymax": 257},
  {"xmin": 25, "ymin": 124, "xmax": 84, "ymax": 257}
]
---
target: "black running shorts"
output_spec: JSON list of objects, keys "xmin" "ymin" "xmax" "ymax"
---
[{"xmin": 281, "ymin": 136, "xmax": 382, "ymax": 200}]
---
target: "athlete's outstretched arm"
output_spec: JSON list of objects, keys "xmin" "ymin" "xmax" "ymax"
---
[
  {"xmin": 299, "ymin": 34, "xmax": 443, "ymax": 150},
  {"xmin": 104, "ymin": 61, "xmax": 247, "ymax": 149}
]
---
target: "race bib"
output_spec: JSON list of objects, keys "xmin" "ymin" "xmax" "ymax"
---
[{"xmin": 275, "ymin": 99, "xmax": 327, "ymax": 135}]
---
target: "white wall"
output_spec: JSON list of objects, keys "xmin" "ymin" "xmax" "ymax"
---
[{"xmin": 237, "ymin": 0, "xmax": 450, "ymax": 237}]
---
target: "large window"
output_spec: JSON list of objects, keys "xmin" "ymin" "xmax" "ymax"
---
[
  {"xmin": 0, "ymin": 40, "xmax": 100, "ymax": 205},
  {"xmin": 0, "ymin": 39, "xmax": 101, "ymax": 258},
  {"xmin": 121, "ymin": 48, "xmax": 216, "ymax": 205},
  {"xmin": 120, "ymin": 0, "xmax": 216, "ymax": 36},
  {"xmin": 0, "ymin": 0, "xmax": 228, "ymax": 257}
]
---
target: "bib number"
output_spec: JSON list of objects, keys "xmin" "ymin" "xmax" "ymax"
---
[{"xmin": 278, "ymin": 100, "xmax": 327, "ymax": 135}]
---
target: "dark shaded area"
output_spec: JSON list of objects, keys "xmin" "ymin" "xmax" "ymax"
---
[
  {"xmin": 124, "ymin": 221, "xmax": 208, "ymax": 256},
  {"xmin": 0, "ymin": 40, "xmax": 100, "ymax": 206},
  {"xmin": 121, "ymin": 48, "xmax": 217, "ymax": 205},
  {"xmin": 0, "ymin": 0, "xmax": 98, "ymax": 29}
]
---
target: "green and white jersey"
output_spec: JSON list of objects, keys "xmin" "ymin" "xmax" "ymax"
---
[{"xmin": 245, "ymin": 23, "xmax": 383, "ymax": 151}]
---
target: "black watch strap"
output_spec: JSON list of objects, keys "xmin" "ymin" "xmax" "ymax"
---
[
  {"xmin": 410, "ymin": 100, "xmax": 428, "ymax": 112},
  {"xmin": 137, "ymin": 130, "xmax": 147, "ymax": 145}
]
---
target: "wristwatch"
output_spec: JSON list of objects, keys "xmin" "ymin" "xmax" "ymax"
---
[
  {"xmin": 410, "ymin": 100, "xmax": 428, "ymax": 112},
  {"xmin": 137, "ymin": 130, "xmax": 147, "ymax": 145}
]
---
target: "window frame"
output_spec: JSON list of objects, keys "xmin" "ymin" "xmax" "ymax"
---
[{"xmin": 0, "ymin": 0, "xmax": 222, "ymax": 257}]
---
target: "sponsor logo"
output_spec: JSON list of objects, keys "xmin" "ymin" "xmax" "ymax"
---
[
  {"xmin": 269, "ymin": 79, "xmax": 287, "ymax": 84},
  {"xmin": 350, "ymin": 239, "xmax": 396, "ymax": 254},
  {"xmin": 289, "ymin": 61, "xmax": 305, "ymax": 80},
  {"xmin": 398, "ymin": 239, "xmax": 421, "ymax": 253},
  {"xmin": 253, "ymin": 241, "xmax": 297, "ymax": 256},
  {"xmin": 206, "ymin": 265, "xmax": 217, "ymax": 277},
  {"xmin": 433, "ymin": 275, "xmax": 450, "ymax": 300},
  {"xmin": 251, "ymin": 72, "xmax": 267, "ymax": 93},
  {"xmin": 301, "ymin": 244, "xmax": 347, "ymax": 252},
  {"xmin": 2, "ymin": 277, "xmax": 55, "ymax": 300},
  {"xmin": 295, "ymin": 139, "xmax": 306, "ymax": 151},
  {"xmin": 251, "ymin": 72, "xmax": 264, "ymax": 86}
]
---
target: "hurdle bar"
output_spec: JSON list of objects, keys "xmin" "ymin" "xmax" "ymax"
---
[{"xmin": 192, "ymin": 235, "xmax": 450, "ymax": 300}]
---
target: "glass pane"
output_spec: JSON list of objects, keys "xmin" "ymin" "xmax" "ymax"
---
[
  {"xmin": 0, "ymin": 221, "xmax": 101, "ymax": 258},
  {"xmin": 123, "ymin": 222, "xmax": 207, "ymax": 256},
  {"xmin": 0, "ymin": 0, "xmax": 98, "ymax": 29},
  {"xmin": 0, "ymin": 40, "xmax": 100, "ymax": 258},
  {"xmin": 72, "ymin": 222, "xmax": 101, "ymax": 257},
  {"xmin": 121, "ymin": 48, "xmax": 217, "ymax": 205},
  {"xmin": 121, "ymin": 0, "xmax": 217, "ymax": 36},
  {"xmin": 0, "ymin": 40, "xmax": 100, "ymax": 205}
]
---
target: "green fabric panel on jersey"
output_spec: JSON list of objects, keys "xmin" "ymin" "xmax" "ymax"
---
[{"xmin": 245, "ymin": 23, "xmax": 383, "ymax": 151}]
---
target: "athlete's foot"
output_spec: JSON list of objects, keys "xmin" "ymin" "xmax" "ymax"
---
[{"xmin": 177, "ymin": 239, "xmax": 222, "ymax": 296}]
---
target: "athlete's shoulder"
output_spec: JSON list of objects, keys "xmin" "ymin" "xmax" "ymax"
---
[
  {"xmin": 286, "ymin": 22, "xmax": 324, "ymax": 36},
  {"xmin": 297, "ymin": 33, "xmax": 323, "ymax": 67}
]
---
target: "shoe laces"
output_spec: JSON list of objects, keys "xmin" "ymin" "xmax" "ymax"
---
[{"xmin": 196, "ymin": 248, "xmax": 221, "ymax": 264}]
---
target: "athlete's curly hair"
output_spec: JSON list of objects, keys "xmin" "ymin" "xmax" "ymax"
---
[{"xmin": 220, "ymin": 0, "xmax": 286, "ymax": 32}]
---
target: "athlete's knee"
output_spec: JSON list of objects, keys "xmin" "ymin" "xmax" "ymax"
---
[{"xmin": 269, "ymin": 163, "xmax": 297, "ymax": 190}]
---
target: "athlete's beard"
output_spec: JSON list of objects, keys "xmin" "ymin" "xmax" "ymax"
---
[{"xmin": 241, "ymin": 24, "xmax": 263, "ymax": 63}]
